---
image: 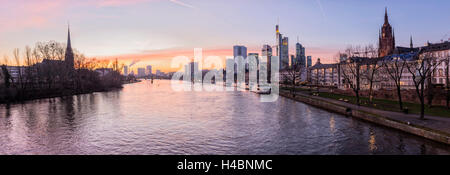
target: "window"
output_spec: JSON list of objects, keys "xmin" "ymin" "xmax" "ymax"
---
[{"xmin": 439, "ymin": 69, "xmax": 444, "ymax": 77}]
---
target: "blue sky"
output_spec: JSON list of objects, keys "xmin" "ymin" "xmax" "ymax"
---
[{"xmin": 0, "ymin": 0, "xmax": 449, "ymax": 70}]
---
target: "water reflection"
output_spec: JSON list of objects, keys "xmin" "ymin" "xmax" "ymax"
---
[
  {"xmin": 369, "ymin": 129, "xmax": 377, "ymax": 152},
  {"xmin": 329, "ymin": 116, "xmax": 336, "ymax": 134},
  {"xmin": 0, "ymin": 80, "xmax": 449, "ymax": 155}
]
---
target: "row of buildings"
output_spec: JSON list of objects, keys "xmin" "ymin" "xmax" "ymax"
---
[
  {"xmin": 233, "ymin": 23, "xmax": 313, "ymax": 71},
  {"xmin": 307, "ymin": 8, "xmax": 450, "ymax": 90},
  {"xmin": 124, "ymin": 65, "xmax": 151, "ymax": 78},
  {"xmin": 122, "ymin": 65, "xmax": 167, "ymax": 78},
  {"xmin": 227, "ymin": 23, "xmax": 313, "ymax": 83}
]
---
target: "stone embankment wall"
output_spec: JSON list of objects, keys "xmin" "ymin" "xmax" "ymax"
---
[{"xmin": 280, "ymin": 92, "xmax": 450, "ymax": 145}]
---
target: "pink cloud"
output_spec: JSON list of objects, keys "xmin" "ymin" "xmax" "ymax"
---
[
  {"xmin": 96, "ymin": 0, "xmax": 150, "ymax": 7},
  {"xmin": 0, "ymin": 0, "xmax": 67, "ymax": 31},
  {"xmin": 0, "ymin": 0, "xmax": 160, "ymax": 32},
  {"xmin": 0, "ymin": 0, "xmax": 194, "ymax": 32}
]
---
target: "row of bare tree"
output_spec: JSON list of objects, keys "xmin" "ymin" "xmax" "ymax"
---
[
  {"xmin": 281, "ymin": 44, "xmax": 449, "ymax": 119},
  {"xmin": 337, "ymin": 45, "xmax": 449, "ymax": 119},
  {"xmin": 0, "ymin": 41, "xmax": 124, "ymax": 102}
]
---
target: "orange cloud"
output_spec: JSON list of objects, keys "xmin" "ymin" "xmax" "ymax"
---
[
  {"xmin": 306, "ymin": 47, "xmax": 341, "ymax": 63},
  {"xmin": 95, "ymin": 48, "xmax": 233, "ymax": 73}
]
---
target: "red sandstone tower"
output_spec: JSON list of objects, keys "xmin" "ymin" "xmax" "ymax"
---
[{"xmin": 378, "ymin": 8, "xmax": 395, "ymax": 57}]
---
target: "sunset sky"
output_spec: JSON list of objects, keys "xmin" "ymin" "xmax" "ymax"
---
[{"xmin": 0, "ymin": 0, "xmax": 449, "ymax": 72}]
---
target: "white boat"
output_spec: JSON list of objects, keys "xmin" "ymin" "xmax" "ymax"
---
[{"xmin": 257, "ymin": 86, "xmax": 271, "ymax": 94}]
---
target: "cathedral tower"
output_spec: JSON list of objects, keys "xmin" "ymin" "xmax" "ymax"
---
[{"xmin": 378, "ymin": 8, "xmax": 395, "ymax": 57}]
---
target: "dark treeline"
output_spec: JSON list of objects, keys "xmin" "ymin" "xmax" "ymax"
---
[{"xmin": 0, "ymin": 41, "xmax": 124, "ymax": 103}]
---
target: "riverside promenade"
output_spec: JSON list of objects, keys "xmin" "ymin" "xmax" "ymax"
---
[{"xmin": 280, "ymin": 90, "xmax": 450, "ymax": 145}]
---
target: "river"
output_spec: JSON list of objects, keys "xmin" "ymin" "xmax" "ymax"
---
[{"xmin": 0, "ymin": 80, "xmax": 448, "ymax": 154}]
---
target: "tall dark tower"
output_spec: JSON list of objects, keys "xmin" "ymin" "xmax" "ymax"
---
[
  {"xmin": 378, "ymin": 7, "xmax": 395, "ymax": 57},
  {"xmin": 65, "ymin": 26, "xmax": 75, "ymax": 69}
]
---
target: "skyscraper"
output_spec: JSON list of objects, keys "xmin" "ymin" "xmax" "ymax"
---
[
  {"xmin": 275, "ymin": 24, "xmax": 289, "ymax": 70},
  {"xmin": 290, "ymin": 55, "xmax": 295, "ymax": 67},
  {"xmin": 233, "ymin": 45, "xmax": 247, "ymax": 72},
  {"xmin": 137, "ymin": 68, "xmax": 146, "ymax": 78},
  {"xmin": 262, "ymin": 45, "xmax": 273, "ymax": 83},
  {"xmin": 281, "ymin": 37, "xmax": 289, "ymax": 69},
  {"xmin": 123, "ymin": 65, "xmax": 129, "ymax": 76},
  {"xmin": 261, "ymin": 45, "xmax": 272, "ymax": 58},
  {"xmin": 295, "ymin": 38, "xmax": 306, "ymax": 67},
  {"xmin": 307, "ymin": 56, "xmax": 312, "ymax": 67},
  {"xmin": 146, "ymin": 65, "xmax": 152, "ymax": 76},
  {"xmin": 233, "ymin": 45, "xmax": 247, "ymax": 59},
  {"xmin": 378, "ymin": 7, "xmax": 395, "ymax": 57},
  {"xmin": 64, "ymin": 26, "xmax": 74, "ymax": 69}
]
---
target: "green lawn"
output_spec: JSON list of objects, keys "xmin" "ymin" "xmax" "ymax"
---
[{"xmin": 281, "ymin": 86, "xmax": 450, "ymax": 118}]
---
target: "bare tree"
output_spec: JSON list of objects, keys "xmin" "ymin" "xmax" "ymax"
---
[
  {"xmin": 75, "ymin": 53, "xmax": 98, "ymax": 71},
  {"xmin": 34, "ymin": 41, "xmax": 67, "ymax": 89},
  {"xmin": 97, "ymin": 60, "xmax": 111, "ymax": 69},
  {"xmin": 340, "ymin": 57, "xmax": 362, "ymax": 105},
  {"xmin": 1, "ymin": 65, "xmax": 11, "ymax": 88},
  {"xmin": 339, "ymin": 45, "xmax": 377, "ymax": 106},
  {"xmin": 282, "ymin": 61, "xmax": 303, "ymax": 97},
  {"xmin": 358, "ymin": 45, "xmax": 380, "ymax": 103},
  {"xmin": 32, "ymin": 47, "xmax": 44, "ymax": 89},
  {"xmin": 24, "ymin": 46, "xmax": 35, "ymax": 90},
  {"xmin": 445, "ymin": 52, "xmax": 450, "ymax": 108},
  {"xmin": 112, "ymin": 58, "xmax": 124, "ymax": 73},
  {"xmin": 13, "ymin": 48, "xmax": 25, "ymax": 90},
  {"xmin": 381, "ymin": 56, "xmax": 407, "ymax": 110},
  {"xmin": 361, "ymin": 58, "xmax": 382, "ymax": 103},
  {"xmin": 405, "ymin": 52, "xmax": 442, "ymax": 119},
  {"xmin": 2, "ymin": 55, "xmax": 10, "ymax": 66}
]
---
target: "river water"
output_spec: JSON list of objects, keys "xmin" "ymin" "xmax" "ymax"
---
[{"xmin": 0, "ymin": 80, "xmax": 448, "ymax": 154}]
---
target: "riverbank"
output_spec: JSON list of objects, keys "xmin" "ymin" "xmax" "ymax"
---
[
  {"xmin": 0, "ymin": 86, "xmax": 123, "ymax": 104},
  {"xmin": 279, "ymin": 90, "xmax": 450, "ymax": 145}
]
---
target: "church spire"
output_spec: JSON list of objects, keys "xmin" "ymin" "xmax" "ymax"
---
[
  {"xmin": 378, "ymin": 29, "xmax": 381, "ymax": 47},
  {"xmin": 392, "ymin": 29, "xmax": 395, "ymax": 48},
  {"xmin": 410, "ymin": 35, "xmax": 414, "ymax": 48},
  {"xmin": 65, "ymin": 24, "xmax": 74, "ymax": 69},
  {"xmin": 379, "ymin": 7, "xmax": 395, "ymax": 57},
  {"xmin": 67, "ymin": 24, "xmax": 72, "ymax": 49},
  {"xmin": 384, "ymin": 7, "xmax": 389, "ymax": 24}
]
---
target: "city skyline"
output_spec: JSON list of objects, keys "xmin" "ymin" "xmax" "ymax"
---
[
  {"xmin": 1, "ymin": 0, "xmax": 450, "ymax": 157},
  {"xmin": 1, "ymin": 0, "xmax": 449, "ymax": 72}
]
